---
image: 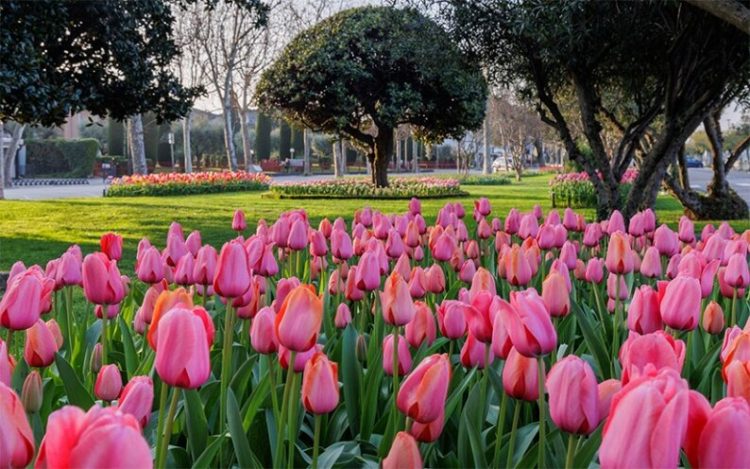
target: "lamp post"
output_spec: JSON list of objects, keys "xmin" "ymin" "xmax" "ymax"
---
[
  {"xmin": 167, "ymin": 132, "xmax": 175, "ymax": 170},
  {"xmin": 250, "ymin": 149, "xmax": 255, "ymax": 172}
]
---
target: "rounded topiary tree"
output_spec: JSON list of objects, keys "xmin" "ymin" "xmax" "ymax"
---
[{"xmin": 255, "ymin": 6, "xmax": 487, "ymax": 187}]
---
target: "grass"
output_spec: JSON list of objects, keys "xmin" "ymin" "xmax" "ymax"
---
[{"xmin": 1, "ymin": 173, "xmax": 748, "ymax": 271}]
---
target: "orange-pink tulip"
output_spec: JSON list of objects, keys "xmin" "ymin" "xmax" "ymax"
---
[
  {"xmin": 24, "ymin": 319, "xmax": 59, "ymax": 368},
  {"xmin": 702, "ymin": 301, "xmax": 725, "ymax": 334},
  {"xmin": 275, "ymin": 284, "xmax": 323, "ymax": 352},
  {"xmin": 382, "ymin": 431, "xmax": 423, "ymax": 469},
  {"xmin": 380, "ymin": 271, "xmax": 416, "ymax": 326},
  {"xmin": 542, "ymin": 271, "xmax": 570, "ymax": 317},
  {"xmin": 605, "ymin": 231, "xmax": 634, "ymax": 274},
  {"xmin": 213, "ymin": 240, "xmax": 251, "ymax": 298},
  {"xmin": 397, "ymin": 354, "xmax": 450, "ymax": 423},
  {"xmin": 619, "ymin": 330, "xmax": 685, "ymax": 385},
  {"xmin": 499, "ymin": 290, "xmax": 557, "ymax": 357},
  {"xmin": 502, "ymin": 346, "xmax": 539, "ymax": 401},
  {"xmin": 405, "ymin": 302, "xmax": 436, "ymax": 348}
]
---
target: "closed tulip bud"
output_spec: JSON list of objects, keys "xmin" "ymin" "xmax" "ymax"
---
[
  {"xmin": 287, "ymin": 220, "xmax": 308, "ymax": 251},
  {"xmin": 45, "ymin": 318, "xmax": 63, "ymax": 349},
  {"xmin": 537, "ymin": 224, "xmax": 556, "ymax": 250},
  {"xmin": 405, "ymin": 302, "xmax": 436, "ymax": 348},
  {"xmin": 410, "ymin": 410, "xmax": 445, "ymax": 443},
  {"xmin": 640, "ymin": 247, "xmax": 662, "ymax": 278},
  {"xmin": 585, "ymin": 257, "xmax": 605, "ymax": 284},
  {"xmin": 95, "ymin": 364, "xmax": 122, "ymax": 401},
  {"xmin": 308, "ymin": 230, "xmax": 328, "ymax": 258},
  {"xmin": 606, "ymin": 232, "xmax": 634, "ymax": 274},
  {"xmin": 36, "ymin": 405, "xmax": 152, "ymax": 468},
  {"xmin": 380, "ymin": 271, "xmax": 416, "ymax": 326},
  {"xmin": 678, "ymin": 216, "xmax": 695, "ymax": 243},
  {"xmin": 397, "ymin": 354, "xmax": 450, "ymax": 423},
  {"xmin": 330, "ymin": 229, "xmax": 353, "ymax": 261},
  {"xmin": 100, "ymin": 232, "xmax": 123, "ymax": 261},
  {"xmin": 383, "ymin": 334, "xmax": 412, "ymax": 376},
  {"xmin": 518, "ymin": 213, "xmax": 539, "ymax": 239},
  {"xmin": 82, "ymin": 253, "xmax": 125, "ymax": 306},
  {"xmin": 460, "ymin": 333, "xmax": 494, "ymax": 369},
  {"xmin": 724, "ymin": 253, "xmax": 750, "ymax": 289},
  {"xmin": 344, "ymin": 266, "xmax": 364, "ymax": 302},
  {"xmin": 21, "ymin": 370, "xmax": 43, "ymax": 414},
  {"xmin": 354, "ymin": 251, "xmax": 381, "ymax": 291},
  {"xmin": 619, "ymin": 330, "xmax": 685, "ymax": 385},
  {"xmin": 466, "ymin": 291, "xmax": 497, "ymax": 343},
  {"xmin": 193, "ymin": 245, "xmax": 218, "ymax": 286},
  {"xmin": 232, "ymin": 209, "xmax": 247, "ymax": 232},
  {"xmin": 185, "ymin": 231, "xmax": 202, "ymax": 256},
  {"xmin": 436, "ymin": 300, "xmax": 467, "ymax": 339},
  {"xmin": 459, "ymin": 260, "xmax": 477, "ymax": 283},
  {"xmin": 383, "ymin": 432, "xmax": 423, "ymax": 469},
  {"xmin": 275, "ymin": 285, "xmax": 323, "ymax": 352},
  {"xmin": 702, "ymin": 301, "xmax": 725, "ymax": 334},
  {"xmin": 0, "ymin": 269, "xmax": 46, "ymax": 331},
  {"xmin": 278, "ymin": 344, "xmax": 323, "ymax": 373},
  {"xmin": 606, "ymin": 273, "xmax": 629, "ymax": 301},
  {"xmin": 424, "ymin": 264, "xmax": 446, "ymax": 294},
  {"xmin": 24, "ymin": 319, "xmax": 58, "ymax": 368},
  {"xmin": 301, "ymin": 352, "xmax": 339, "ymax": 414},
  {"xmin": 57, "ymin": 251, "xmax": 83, "ymax": 287},
  {"xmin": 599, "ymin": 367, "xmax": 689, "ymax": 469},
  {"xmin": 546, "ymin": 355, "xmax": 600, "ymax": 435},
  {"xmin": 660, "ymin": 275, "xmax": 701, "ymax": 331},
  {"xmin": 213, "ymin": 240, "xmax": 251, "ymax": 299},
  {"xmin": 118, "ymin": 376, "xmax": 154, "ymax": 428},
  {"xmin": 408, "ymin": 268, "xmax": 427, "ymax": 299},
  {"xmin": 431, "ymin": 231, "xmax": 457, "ymax": 262},
  {"xmin": 173, "ymin": 253, "xmax": 195, "ymax": 286},
  {"xmin": 654, "ymin": 224, "xmax": 679, "ymax": 256},
  {"xmin": 597, "ymin": 379, "xmax": 621, "ymax": 420},
  {"xmin": 334, "ymin": 303, "xmax": 352, "ymax": 329},
  {"xmin": 627, "ymin": 285, "xmax": 663, "ymax": 334},
  {"xmin": 583, "ymin": 223, "xmax": 603, "ymax": 247},
  {"xmin": 666, "ymin": 253, "xmax": 682, "ymax": 279},
  {"xmin": 155, "ymin": 308, "xmax": 211, "ymax": 389},
  {"xmin": 250, "ymin": 307, "xmax": 278, "ymax": 354},
  {"xmin": 468, "ymin": 267, "xmax": 495, "ymax": 300},
  {"xmin": 95, "ymin": 303, "xmax": 120, "ymax": 320},
  {"xmin": 542, "ymin": 271, "xmax": 570, "ymax": 317},
  {"xmin": 504, "ymin": 208, "xmax": 520, "ymax": 234},
  {"xmin": 0, "ymin": 382, "xmax": 34, "ymax": 468},
  {"xmin": 505, "ymin": 245, "xmax": 532, "ymax": 286},
  {"xmin": 500, "ymin": 290, "xmax": 557, "ymax": 357},
  {"xmin": 135, "ymin": 246, "xmax": 164, "ymax": 285},
  {"xmin": 91, "ymin": 343, "xmax": 103, "ymax": 374},
  {"xmin": 503, "ymin": 347, "xmax": 539, "ymax": 401}
]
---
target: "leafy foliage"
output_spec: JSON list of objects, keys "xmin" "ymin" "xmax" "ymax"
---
[
  {"xmin": 269, "ymin": 177, "xmax": 467, "ymax": 199},
  {"xmin": 25, "ymin": 139, "xmax": 100, "ymax": 178}
]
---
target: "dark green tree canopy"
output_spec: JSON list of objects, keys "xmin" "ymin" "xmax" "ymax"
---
[
  {"xmin": 0, "ymin": 0, "xmax": 267, "ymax": 127},
  {"xmin": 256, "ymin": 6, "xmax": 487, "ymax": 186}
]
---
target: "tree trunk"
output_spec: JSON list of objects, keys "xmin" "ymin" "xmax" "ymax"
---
[
  {"xmin": 395, "ymin": 138, "xmax": 402, "ymax": 173},
  {"xmin": 239, "ymin": 109, "xmax": 252, "ymax": 171},
  {"xmin": 0, "ymin": 121, "xmax": 5, "ymax": 199},
  {"xmin": 534, "ymin": 137, "xmax": 544, "ymax": 166},
  {"xmin": 303, "ymin": 128, "xmax": 311, "ymax": 176},
  {"xmin": 704, "ymin": 113, "xmax": 729, "ymax": 197},
  {"xmin": 412, "ymin": 139, "xmax": 419, "ymax": 173},
  {"xmin": 333, "ymin": 140, "xmax": 342, "ymax": 178},
  {"xmin": 482, "ymin": 118, "xmax": 491, "ymax": 174},
  {"xmin": 183, "ymin": 112, "xmax": 193, "ymax": 173},
  {"xmin": 373, "ymin": 127, "xmax": 393, "ymax": 187},
  {"xmin": 128, "ymin": 114, "xmax": 148, "ymax": 175},
  {"xmin": 341, "ymin": 140, "xmax": 347, "ymax": 175},
  {"xmin": 4, "ymin": 124, "xmax": 26, "ymax": 187},
  {"xmin": 221, "ymin": 77, "xmax": 238, "ymax": 171}
]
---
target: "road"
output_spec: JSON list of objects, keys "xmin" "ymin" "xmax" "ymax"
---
[{"xmin": 4, "ymin": 168, "xmax": 750, "ymax": 204}]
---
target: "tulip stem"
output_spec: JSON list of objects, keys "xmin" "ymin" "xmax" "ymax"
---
[
  {"xmin": 392, "ymin": 327, "xmax": 401, "ymax": 421},
  {"xmin": 156, "ymin": 386, "xmax": 180, "ymax": 469},
  {"xmin": 492, "ymin": 390, "xmax": 508, "ymax": 469},
  {"xmin": 65, "ymin": 286, "xmax": 74, "ymax": 356},
  {"xmin": 268, "ymin": 355, "xmax": 281, "ymax": 425},
  {"xmin": 275, "ymin": 351, "xmax": 295, "ymax": 467},
  {"xmin": 731, "ymin": 288, "xmax": 738, "ymax": 326},
  {"xmin": 506, "ymin": 400, "xmax": 521, "ymax": 469},
  {"xmin": 312, "ymin": 413, "xmax": 322, "ymax": 469},
  {"xmin": 287, "ymin": 367, "xmax": 301, "ymax": 469},
  {"xmin": 537, "ymin": 356, "xmax": 546, "ymax": 469},
  {"xmin": 479, "ymin": 343, "xmax": 491, "ymax": 429},
  {"xmin": 5, "ymin": 329, "xmax": 12, "ymax": 351},
  {"xmin": 220, "ymin": 304, "xmax": 235, "ymax": 443},
  {"xmin": 565, "ymin": 433, "xmax": 578, "ymax": 469},
  {"xmin": 101, "ymin": 312, "xmax": 108, "ymax": 365},
  {"xmin": 611, "ymin": 275, "xmax": 621, "ymax": 375}
]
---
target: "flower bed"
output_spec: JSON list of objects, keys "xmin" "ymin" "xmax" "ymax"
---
[
  {"xmin": 549, "ymin": 168, "xmax": 637, "ymax": 208},
  {"xmin": 455, "ymin": 174, "xmax": 512, "ymax": 186},
  {"xmin": 106, "ymin": 171, "xmax": 271, "ymax": 197},
  {"xmin": 269, "ymin": 176, "xmax": 467, "ymax": 199}
]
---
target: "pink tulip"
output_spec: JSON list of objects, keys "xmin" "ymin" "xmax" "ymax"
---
[
  {"xmin": 355, "ymin": 250, "xmax": 381, "ymax": 291},
  {"xmin": 397, "ymin": 354, "xmax": 451, "ymax": 423},
  {"xmin": 82, "ymin": 253, "xmax": 126, "ymax": 306},
  {"xmin": 117, "ymin": 376, "xmax": 154, "ymax": 428},
  {"xmin": 542, "ymin": 271, "xmax": 570, "ymax": 317},
  {"xmin": 606, "ymin": 273, "xmax": 629, "ymax": 301},
  {"xmin": 0, "ymin": 382, "xmax": 34, "ymax": 468},
  {"xmin": 702, "ymin": 301, "xmax": 725, "ymax": 334},
  {"xmin": 100, "ymin": 232, "xmax": 123, "ymax": 261},
  {"xmin": 700, "ymin": 259, "xmax": 721, "ymax": 297},
  {"xmin": 724, "ymin": 252, "xmax": 750, "ymax": 289},
  {"xmin": 626, "ymin": 285, "xmax": 662, "ymax": 334},
  {"xmin": 546, "ymin": 355, "xmax": 600, "ymax": 435},
  {"xmin": 688, "ymin": 397, "xmax": 750, "ymax": 468},
  {"xmin": 619, "ymin": 330, "xmax": 685, "ymax": 385},
  {"xmin": 57, "ymin": 250, "xmax": 83, "ymax": 287},
  {"xmin": 597, "ymin": 379, "xmax": 621, "ymax": 420},
  {"xmin": 95, "ymin": 364, "xmax": 122, "ymax": 401},
  {"xmin": 155, "ymin": 308, "xmax": 211, "ymax": 389},
  {"xmin": 504, "ymin": 245, "xmax": 532, "ymax": 286},
  {"xmin": 424, "ymin": 264, "xmax": 446, "ymax": 294},
  {"xmin": 330, "ymin": 229, "xmax": 353, "ymax": 261},
  {"xmin": 24, "ymin": 319, "xmax": 59, "ymax": 368},
  {"xmin": 95, "ymin": 303, "xmax": 119, "ymax": 320},
  {"xmin": 380, "ymin": 271, "xmax": 416, "ymax": 326},
  {"xmin": 460, "ymin": 333, "xmax": 494, "ymax": 369},
  {"xmin": 185, "ymin": 230, "xmax": 202, "ymax": 256},
  {"xmin": 660, "ymin": 275, "xmax": 701, "ymax": 331},
  {"xmin": 465, "ymin": 291, "xmax": 497, "ymax": 343},
  {"xmin": 640, "ymin": 247, "xmax": 662, "ymax": 278},
  {"xmin": 0, "ymin": 269, "xmax": 49, "ymax": 330},
  {"xmin": 232, "ymin": 209, "xmax": 247, "ymax": 232},
  {"xmin": 213, "ymin": 240, "xmax": 251, "ymax": 299},
  {"xmin": 287, "ymin": 220, "xmax": 308, "ymax": 251},
  {"xmin": 499, "ymin": 290, "xmax": 557, "ymax": 357},
  {"xmin": 0, "ymin": 340, "xmax": 12, "ymax": 387},
  {"xmin": 250, "ymin": 307, "xmax": 278, "ymax": 354},
  {"xmin": 193, "ymin": 245, "xmax": 218, "ymax": 286},
  {"xmin": 334, "ymin": 303, "xmax": 352, "ymax": 329},
  {"xmin": 654, "ymin": 224, "xmax": 679, "ymax": 256},
  {"xmin": 583, "ymin": 223, "xmax": 603, "ymax": 247},
  {"xmin": 410, "ymin": 410, "xmax": 445, "ymax": 443},
  {"xmin": 599, "ymin": 367, "xmax": 689, "ymax": 469},
  {"xmin": 301, "ymin": 352, "xmax": 339, "ymax": 414},
  {"xmin": 35, "ymin": 405, "xmax": 152, "ymax": 468},
  {"xmin": 278, "ymin": 344, "xmax": 323, "ymax": 373},
  {"xmin": 405, "ymin": 302, "xmax": 436, "ymax": 348},
  {"xmin": 436, "ymin": 300, "xmax": 468, "ymax": 339},
  {"xmin": 383, "ymin": 334, "xmax": 412, "ymax": 376},
  {"xmin": 382, "ymin": 432, "xmax": 423, "ymax": 469},
  {"xmin": 502, "ymin": 347, "xmax": 539, "ymax": 401},
  {"xmin": 431, "ymin": 231, "xmax": 456, "ymax": 262}
]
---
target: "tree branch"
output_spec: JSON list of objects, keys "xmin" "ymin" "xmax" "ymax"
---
[{"xmin": 683, "ymin": 0, "xmax": 750, "ymax": 35}]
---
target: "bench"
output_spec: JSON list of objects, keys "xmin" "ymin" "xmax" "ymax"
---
[{"xmin": 283, "ymin": 158, "xmax": 305, "ymax": 173}]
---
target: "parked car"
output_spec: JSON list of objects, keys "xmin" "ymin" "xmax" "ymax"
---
[
  {"xmin": 492, "ymin": 155, "xmax": 512, "ymax": 172},
  {"xmin": 685, "ymin": 156, "xmax": 703, "ymax": 168}
]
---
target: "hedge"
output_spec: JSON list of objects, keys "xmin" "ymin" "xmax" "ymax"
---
[
  {"xmin": 25, "ymin": 138, "xmax": 100, "ymax": 178},
  {"xmin": 269, "ymin": 177, "xmax": 467, "ymax": 199}
]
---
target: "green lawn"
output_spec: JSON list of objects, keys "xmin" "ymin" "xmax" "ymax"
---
[{"xmin": 1, "ymin": 173, "xmax": 748, "ymax": 271}]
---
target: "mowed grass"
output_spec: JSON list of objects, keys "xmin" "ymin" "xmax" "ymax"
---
[{"xmin": 1, "ymin": 173, "xmax": 748, "ymax": 271}]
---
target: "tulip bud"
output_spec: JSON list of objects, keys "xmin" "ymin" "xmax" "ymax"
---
[
  {"xmin": 90, "ymin": 343, "xmax": 103, "ymax": 374},
  {"xmin": 383, "ymin": 334, "xmax": 412, "ymax": 376},
  {"xmin": 232, "ymin": 209, "xmax": 247, "ymax": 232},
  {"xmin": 95, "ymin": 364, "xmax": 123, "ymax": 401},
  {"xmin": 250, "ymin": 307, "xmax": 278, "ymax": 354},
  {"xmin": 118, "ymin": 376, "xmax": 154, "ymax": 428},
  {"xmin": 24, "ymin": 319, "xmax": 58, "ymax": 368},
  {"xmin": 301, "ymin": 352, "xmax": 339, "ymax": 414},
  {"xmin": 334, "ymin": 303, "xmax": 352, "ymax": 329},
  {"xmin": 22, "ymin": 370, "xmax": 43, "ymax": 413},
  {"xmin": 383, "ymin": 432, "xmax": 423, "ymax": 469},
  {"xmin": 702, "ymin": 301, "xmax": 725, "ymax": 335},
  {"xmin": 355, "ymin": 334, "xmax": 368, "ymax": 364},
  {"xmin": 46, "ymin": 319, "xmax": 64, "ymax": 349}
]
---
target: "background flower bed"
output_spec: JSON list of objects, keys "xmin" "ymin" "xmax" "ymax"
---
[
  {"xmin": 106, "ymin": 171, "xmax": 271, "ymax": 197},
  {"xmin": 269, "ymin": 177, "xmax": 468, "ymax": 199},
  {"xmin": 549, "ymin": 169, "xmax": 637, "ymax": 208},
  {"xmin": 455, "ymin": 174, "xmax": 511, "ymax": 186}
]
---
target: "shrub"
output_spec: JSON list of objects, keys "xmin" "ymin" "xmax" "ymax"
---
[
  {"xmin": 106, "ymin": 171, "xmax": 271, "ymax": 197},
  {"xmin": 269, "ymin": 177, "xmax": 466, "ymax": 199},
  {"xmin": 549, "ymin": 169, "xmax": 637, "ymax": 208},
  {"xmin": 25, "ymin": 138, "xmax": 100, "ymax": 178},
  {"xmin": 456, "ymin": 174, "xmax": 511, "ymax": 185}
]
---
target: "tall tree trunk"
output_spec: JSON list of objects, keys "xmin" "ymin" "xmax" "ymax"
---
[
  {"xmin": 373, "ymin": 127, "xmax": 394, "ymax": 187},
  {"xmin": 128, "ymin": 114, "xmax": 148, "ymax": 175},
  {"xmin": 239, "ymin": 108, "xmax": 252, "ymax": 171},
  {"xmin": 341, "ymin": 140, "xmax": 347, "ymax": 175},
  {"xmin": 183, "ymin": 112, "xmax": 193, "ymax": 173},
  {"xmin": 482, "ymin": 119, "xmax": 491, "ymax": 174},
  {"xmin": 704, "ymin": 113, "xmax": 729, "ymax": 197},
  {"xmin": 303, "ymin": 128, "xmax": 311, "ymax": 176},
  {"xmin": 333, "ymin": 140, "xmax": 342, "ymax": 178},
  {"xmin": 412, "ymin": 139, "xmax": 419, "ymax": 173},
  {"xmin": 534, "ymin": 137, "xmax": 544, "ymax": 166},
  {"xmin": 0, "ymin": 121, "xmax": 5, "ymax": 199},
  {"xmin": 395, "ymin": 138, "xmax": 402, "ymax": 173},
  {"xmin": 221, "ymin": 77, "xmax": 238, "ymax": 171},
  {"xmin": 4, "ymin": 124, "xmax": 26, "ymax": 187}
]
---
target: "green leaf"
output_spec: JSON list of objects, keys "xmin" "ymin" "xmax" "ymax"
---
[
  {"xmin": 117, "ymin": 315, "xmax": 138, "ymax": 377},
  {"xmin": 183, "ymin": 389, "xmax": 208, "ymax": 461},
  {"xmin": 446, "ymin": 367, "xmax": 477, "ymax": 420},
  {"xmin": 192, "ymin": 436, "xmax": 226, "ymax": 469},
  {"xmin": 341, "ymin": 325, "xmax": 361, "ymax": 436},
  {"xmin": 241, "ymin": 371, "xmax": 271, "ymax": 431},
  {"xmin": 227, "ymin": 388, "xmax": 260, "ymax": 469},
  {"xmin": 54, "ymin": 353, "xmax": 95, "ymax": 409},
  {"xmin": 573, "ymin": 301, "xmax": 611, "ymax": 380},
  {"xmin": 574, "ymin": 426, "xmax": 602, "ymax": 468}
]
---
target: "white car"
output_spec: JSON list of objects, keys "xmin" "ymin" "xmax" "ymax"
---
[{"xmin": 491, "ymin": 155, "xmax": 513, "ymax": 172}]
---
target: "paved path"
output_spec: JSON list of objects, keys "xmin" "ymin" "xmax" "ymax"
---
[{"xmin": 5, "ymin": 168, "xmax": 750, "ymax": 203}]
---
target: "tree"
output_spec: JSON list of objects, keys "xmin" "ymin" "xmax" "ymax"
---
[
  {"xmin": 256, "ymin": 6, "xmax": 487, "ymax": 187},
  {"xmin": 439, "ymin": 0, "xmax": 749, "ymax": 219},
  {"xmin": 684, "ymin": 0, "xmax": 750, "ymax": 34},
  {"xmin": 255, "ymin": 112, "xmax": 273, "ymax": 160}
]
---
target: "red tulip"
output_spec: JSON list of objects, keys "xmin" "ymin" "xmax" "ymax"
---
[
  {"xmin": 382, "ymin": 432, "xmax": 423, "ymax": 469},
  {"xmin": 82, "ymin": 253, "xmax": 125, "ymax": 305},
  {"xmin": 232, "ymin": 209, "xmax": 247, "ymax": 232},
  {"xmin": 0, "ymin": 382, "xmax": 34, "ymax": 468},
  {"xmin": 405, "ymin": 302, "xmax": 436, "ymax": 348},
  {"xmin": 660, "ymin": 275, "xmax": 701, "ymax": 331},
  {"xmin": 24, "ymin": 319, "xmax": 59, "ymax": 368},
  {"xmin": 94, "ymin": 364, "xmax": 122, "ymax": 401},
  {"xmin": 275, "ymin": 284, "xmax": 323, "ymax": 352},
  {"xmin": 619, "ymin": 330, "xmax": 685, "ymax": 385},
  {"xmin": 301, "ymin": 352, "xmax": 339, "ymax": 414},
  {"xmin": 35, "ymin": 405, "xmax": 152, "ymax": 468},
  {"xmin": 605, "ymin": 231, "xmax": 634, "ymax": 274},
  {"xmin": 500, "ymin": 290, "xmax": 557, "ymax": 357},
  {"xmin": 380, "ymin": 271, "xmax": 416, "ymax": 327},
  {"xmin": 213, "ymin": 240, "xmax": 251, "ymax": 299},
  {"xmin": 599, "ymin": 367, "xmax": 689, "ymax": 469},
  {"xmin": 100, "ymin": 232, "xmax": 123, "ymax": 261},
  {"xmin": 626, "ymin": 285, "xmax": 662, "ymax": 334},
  {"xmin": 155, "ymin": 308, "xmax": 211, "ymax": 389},
  {"xmin": 117, "ymin": 376, "xmax": 154, "ymax": 429},
  {"xmin": 546, "ymin": 355, "xmax": 600, "ymax": 435},
  {"xmin": 397, "ymin": 354, "xmax": 451, "ymax": 424},
  {"xmin": 502, "ymin": 346, "xmax": 539, "ymax": 401}
]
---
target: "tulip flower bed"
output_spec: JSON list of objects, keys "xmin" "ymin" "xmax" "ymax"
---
[
  {"xmin": 2, "ymin": 196, "xmax": 750, "ymax": 469},
  {"xmin": 269, "ymin": 176, "xmax": 467, "ymax": 199},
  {"xmin": 455, "ymin": 174, "xmax": 512, "ymax": 186},
  {"xmin": 549, "ymin": 169, "xmax": 638, "ymax": 208},
  {"xmin": 106, "ymin": 171, "xmax": 271, "ymax": 197}
]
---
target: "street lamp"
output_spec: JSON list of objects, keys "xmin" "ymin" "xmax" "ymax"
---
[{"xmin": 167, "ymin": 132, "xmax": 175, "ymax": 170}]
